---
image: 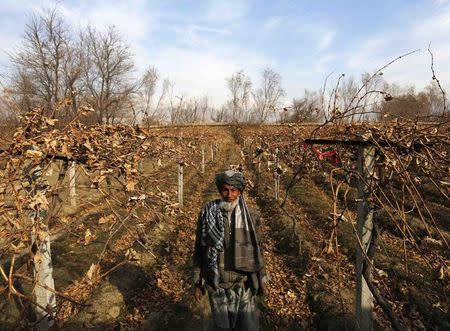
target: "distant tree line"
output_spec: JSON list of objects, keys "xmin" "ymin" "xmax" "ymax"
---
[
  {"xmin": 280, "ymin": 73, "xmax": 448, "ymax": 124},
  {"xmin": 0, "ymin": 9, "xmax": 138, "ymax": 125},
  {"xmin": 0, "ymin": 8, "xmax": 447, "ymax": 127},
  {"xmin": 0, "ymin": 9, "xmax": 287, "ymax": 126}
]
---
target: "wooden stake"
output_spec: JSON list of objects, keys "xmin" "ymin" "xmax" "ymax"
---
[
  {"xmin": 201, "ymin": 145, "xmax": 205, "ymax": 174},
  {"xmin": 27, "ymin": 163, "xmax": 57, "ymax": 331},
  {"xmin": 254, "ymin": 154, "xmax": 260, "ymax": 196},
  {"xmin": 69, "ymin": 161, "xmax": 76, "ymax": 207},
  {"xmin": 33, "ymin": 231, "xmax": 57, "ymax": 331},
  {"xmin": 257, "ymin": 155, "xmax": 261, "ymax": 174},
  {"xmin": 178, "ymin": 162, "xmax": 184, "ymax": 206},
  {"xmin": 355, "ymin": 142, "xmax": 375, "ymax": 331},
  {"xmin": 274, "ymin": 148, "xmax": 280, "ymax": 201}
]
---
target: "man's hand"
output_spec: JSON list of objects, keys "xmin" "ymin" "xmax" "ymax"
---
[{"xmin": 194, "ymin": 285, "xmax": 203, "ymax": 302}]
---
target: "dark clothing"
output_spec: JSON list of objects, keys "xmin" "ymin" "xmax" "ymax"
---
[
  {"xmin": 207, "ymin": 284, "xmax": 259, "ymax": 331},
  {"xmin": 215, "ymin": 170, "xmax": 246, "ymax": 192},
  {"xmin": 193, "ymin": 199, "xmax": 266, "ymax": 330},
  {"xmin": 193, "ymin": 199, "xmax": 266, "ymax": 290}
]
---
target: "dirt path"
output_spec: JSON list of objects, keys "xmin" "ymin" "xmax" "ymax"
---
[
  {"xmin": 121, "ymin": 127, "xmax": 315, "ymax": 330},
  {"xmin": 115, "ymin": 128, "xmax": 244, "ymax": 330}
]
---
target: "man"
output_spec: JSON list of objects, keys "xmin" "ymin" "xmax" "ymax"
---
[{"xmin": 193, "ymin": 170, "xmax": 267, "ymax": 331}]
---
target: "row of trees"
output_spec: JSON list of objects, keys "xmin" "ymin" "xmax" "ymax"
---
[
  {"xmin": 0, "ymin": 9, "xmax": 447, "ymax": 126},
  {"xmin": 281, "ymin": 74, "xmax": 448, "ymax": 123},
  {"xmin": 212, "ymin": 69, "xmax": 285, "ymax": 123},
  {"xmin": 0, "ymin": 9, "xmax": 287, "ymax": 126},
  {"xmin": 0, "ymin": 10, "xmax": 138, "ymax": 125}
]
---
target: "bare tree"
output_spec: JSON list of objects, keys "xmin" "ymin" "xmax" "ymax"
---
[
  {"xmin": 80, "ymin": 25, "xmax": 137, "ymax": 124},
  {"xmin": 282, "ymin": 90, "xmax": 322, "ymax": 123},
  {"xmin": 424, "ymin": 80, "xmax": 447, "ymax": 116},
  {"xmin": 8, "ymin": 71, "xmax": 35, "ymax": 117},
  {"xmin": 139, "ymin": 66, "xmax": 159, "ymax": 119},
  {"xmin": 226, "ymin": 70, "xmax": 252, "ymax": 122},
  {"xmin": 252, "ymin": 68, "xmax": 285, "ymax": 123},
  {"xmin": 0, "ymin": 81, "xmax": 18, "ymax": 126},
  {"xmin": 136, "ymin": 69, "xmax": 177, "ymax": 126},
  {"xmin": 167, "ymin": 81, "xmax": 184, "ymax": 124},
  {"xmin": 337, "ymin": 75, "xmax": 358, "ymax": 115},
  {"xmin": 334, "ymin": 72, "xmax": 384, "ymax": 122},
  {"xmin": 212, "ymin": 105, "xmax": 229, "ymax": 123},
  {"xmin": 9, "ymin": 9, "xmax": 81, "ymax": 120},
  {"xmin": 60, "ymin": 37, "xmax": 83, "ymax": 121},
  {"xmin": 165, "ymin": 83, "xmax": 211, "ymax": 124},
  {"xmin": 178, "ymin": 95, "xmax": 210, "ymax": 123},
  {"xmin": 198, "ymin": 95, "xmax": 211, "ymax": 122},
  {"xmin": 379, "ymin": 90, "xmax": 431, "ymax": 120},
  {"xmin": 357, "ymin": 72, "xmax": 385, "ymax": 121}
]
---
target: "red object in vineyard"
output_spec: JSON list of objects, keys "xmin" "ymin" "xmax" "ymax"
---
[{"xmin": 306, "ymin": 144, "xmax": 341, "ymax": 165}]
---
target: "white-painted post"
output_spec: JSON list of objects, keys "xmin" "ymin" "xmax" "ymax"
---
[
  {"xmin": 33, "ymin": 231, "xmax": 57, "ymax": 331},
  {"xmin": 27, "ymin": 163, "xmax": 57, "ymax": 330},
  {"xmin": 69, "ymin": 161, "xmax": 76, "ymax": 207},
  {"xmin": 257, "ymin": 156, "xmax": 261, "ymax": 174},
  {"xmin": 274, "ymin": 148, "xmax": 280, "ymax": 201},
  {"xmin": 178, "ymin": 162, "xmax": 184, "ymax": 206},
  {"xmin": 355, "ymin": 141, "xmax": 375, "ymax": 331},
  {"xmin": 201, "ymin": 145, "xmax": 205, "ymax": 174},
  {"xmin": 211, "ymin": 143, "xmax": 216, "ymax": 162},
  {"xmin": 254, "ymin": 154, "xmax": 261, "ymax": 196}
]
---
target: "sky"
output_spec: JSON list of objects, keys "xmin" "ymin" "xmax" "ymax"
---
[{"xmin": 0, "ymin": 0, "xmax": 449, "ymax": 107}]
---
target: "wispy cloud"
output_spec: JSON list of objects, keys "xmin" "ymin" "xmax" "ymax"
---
[
  {"xmin": 435, "ymin": 0, "xmax": 450, "ymax": 6},
  {"xmin": 347, "ymin": 37, "xmax": 390, "ymax": 70},
  {"xmin": 59, "ymin": 1, "xmax": 155, "ymax": 40},
  {"xmin": 412, "ymin": 9, "xmax": 450, "ymax": 42},
  {"xmin": 344, "ymin": 4, "xmax": 450, "ymax": 91},
  {"xmin": 263, "ymin": 16, "xmax": 283, "ymax": 31},
  {"xmin": 314, "ymin": 54, "xmax": 336, "ymax": 73},
  {"xmin": 206, "ymin": 0, "xmax": 252, "ymax": 23},
  {"xmin": 318, "ymin": 30, "xmax": 336, "ymax": 50},
  {"xmin": 294, "ymin": 23, "xmax": 337, "ymax": 51},
  {"xmin": 172, "ymin": 23, "xmax": 232, "ymax": 49}
]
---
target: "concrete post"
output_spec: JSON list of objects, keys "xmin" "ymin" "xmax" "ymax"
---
[
  {"xmin": 355, "ymin": 142, "xmax": 375, "ymax": 331},
  {"xmin": 201, "ymin": 145, "xmax": 205, "ymax": 174},
  {"xmin": 69, "ymin": 161, "xmax": 76, "ymax": 207},
  {"xmin": 178, "ymin": 162, "xmax": 184, "ymax": 206},
  {"xmin": 27, "ymin": 162, "xmax": 57, "ymax": 331},
  {"xmin": 274, "ymin": 148, "xmax": 280, "ymax": 201}
]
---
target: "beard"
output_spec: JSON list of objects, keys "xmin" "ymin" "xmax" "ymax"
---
[{"xmin": 219, "ymin": 199, "xmax": 239, "ymax": 212}]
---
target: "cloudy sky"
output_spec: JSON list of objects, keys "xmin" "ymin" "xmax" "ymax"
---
[{"xmin": 0, "ymin": 0, "xmax": 449, "ymax": 107}]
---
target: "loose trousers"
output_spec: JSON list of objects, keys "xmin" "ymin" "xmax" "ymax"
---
[{"xmin": 207, "ymin": 285, "xmax": 259, "ymax": 331}]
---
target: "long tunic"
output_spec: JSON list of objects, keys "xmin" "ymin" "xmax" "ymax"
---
[
  {"xmin": 192, "ymin": 199, "xmax": 266, "ymax": 330},
  {"xmin": 192, "ymin": 199, "xmax": 266, "ymax": 290}
]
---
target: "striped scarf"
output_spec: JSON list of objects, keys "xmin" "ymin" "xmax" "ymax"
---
[{"xmin": 200, "ymin": 196, "xmax": 263, "ymax": 289}]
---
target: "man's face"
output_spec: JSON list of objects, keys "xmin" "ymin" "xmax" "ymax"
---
[{"xmin": 219, "ymin": 183, "xmax": 241, "ymax": 202}]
